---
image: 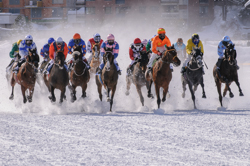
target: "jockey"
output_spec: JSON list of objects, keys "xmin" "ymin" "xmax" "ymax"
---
[
  {"xmin": 181, "ymin": 33, "xmax": 204, "ymax": 75},
  {"xmin": 174, "ymin": 38, "xmax": 186, "ymax": 59},
  {"xmin": 216, "ymin": 35, "xmax": 238, "ymax": 71},
  {"xmin": 127, "ymin": 38, "xmax": 146, "ymax": 75},
  {"xmin": 146, "ymin": 35, "xmax": 156, "ymax": 53},
  {"xmin": 146, "ymin": 28, "xmax": 173, "ymax": 72},
  {"xmin": 97, "ymin": 34, "xmax": 121, "ymax": 75},
  {"xmin": 44, "ymin": 37, "xmax": 68, "ymax": 75},
  {"xmin": 40, "ymin": 37, "xmax": 55, "ymax": 65},
  {"xmin": 86, "ymin": 33, "xmax": 104, "ymax": 63},
  {"xmin": 9, "ymin": 39, "xmax": 22, "ymax": 59},
  {"xmin": 13, "ymin": 35, "xmax": 38, "ymax": 73},
  {"xmin": 68, "ymin": 33, "xmax": 89, "ymax": 71}
]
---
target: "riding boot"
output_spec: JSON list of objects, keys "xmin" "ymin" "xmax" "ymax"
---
[
  {"xmin": 13, "ymin": 58, "xmax": 25, "ymax": 73},
  {"xmin": 216, "ymin": 58, "xmax": 223, "ymax": 71},
  {"xmin": 83, "ymin": 59, "xmax": 91, "ymax": 70},
  {"xmin": 44, "ymin": 63, "xmax": 53, "ymax": 75},
  {"xmin": 202, "ymin": 67, "xmax": 205, "ymax": 75},
  {"xmin": 97, "ymin": 67, "xmax": 102, "ymax": 74},
  {"xmin": 64, "ymin": 64, "xmax": 69, "ymax": 72},
  {"xmin": 180, "ymin": 66, "xmax": 186, "ymax": 75},
  {"xmin": 114, "ymin": 62, "xmax": 121, "ymax": 75},
  {"xmin": 68, "ymin": 61, "xmax": 73, "ymax": 72}
]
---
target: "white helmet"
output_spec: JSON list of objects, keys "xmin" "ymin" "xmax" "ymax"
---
[
  {"xmin": 56, "ymin": 37, "xmax": 63, "ymax": 45},
  {"xmin": 142, "ymin": 39, "xmax": 148, "ymax": 46},
  {"xmin": 25, "ymin": 35, "xmax": 33, "ymax": 41},
  {"xmin": 93, "ymin": 33, "xmax": 101, "ymax": 43},
  {"xmin": 222, "ymin": 36, "xmax": 231, "ymax": 42}
]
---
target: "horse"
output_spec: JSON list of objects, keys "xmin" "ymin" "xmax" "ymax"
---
[
  {"xmin": 90, "ymin": 43, "xmax": 101, "ymax": 73},
  {"xmin": 146, "ymin": 45, "xmax": 181, "ymax": 108},
  {"xmin": 181, "ymin": 46, "xmax": 206, "ymax": 109},
  {"xmin": 8, "ymin": 48, "xmax": 39, "ymax": 103},
  {"xmin": 6, "ymin": 53, "xmax": 20, "ymax": 83},
  {"xmin": 44, "ymin": 51, "xmax": 69, "ymax": 103},
  {"xmin": 95, "ymin": 47, "xmax": 118, "ymax": 112},
  {"xmin": 213, "ymin": 43, "xmax": 243, "ymax": 107},
  {"xmin": 125, "ymin": 51, "xmax": 150, "ymax": 106},
  {"xmin": 68, "ymin": 51, "xmax": 90, "ymax": 102}
]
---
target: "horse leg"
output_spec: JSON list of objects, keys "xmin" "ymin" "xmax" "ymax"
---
[
  {"xmin": 71, "ymin": 85, "xmax": 77, "ymax": 102},
  {"xmin": 147, "ymin": 80, "xmax": 154, "ymax": 98},
  {"xmin": 21, "ymin": 85, "xmax": 27, "ymax": 104},
  {"xmin": 9, "ymin": 75, "xmax": 16, "ymax": 100},
  {"xmin": 97, "ymin": 84, "xmax": 102, "ymax": 101},
  {"xmin": 200, "ymin": 77, "xmax": 206, "ymax": 98},
  {"xmin": 125, "ymin": 75, "xmax": 131, "ymax": 96},
  {"xmin": 188, "ymin": 83, "xmax": 196, "ymax": 109},
  {"xmin": 60, "ymin": 87, "xmax": 66, "ymax": 103},
  {"xmin": 223, "ymin": 84, "xmax": 228, "ymax": 97},
  {"xmin": 235, "ymin": 80, "xmax": 244, "ymax": 96},
  {"xmin": 224, "ymin": 81, "xmax": 234, "ymax": 98},
  {"xmin": 110, "ymin": 85, "xmax": 117, "ymax": 112},
  {"xmin": 28, "ymin": 88, "xmax": 34, "ymax": 103},
  {"xmin": 215, "ymin": 78, "xmax": 223, "ymax": 107},
  {"xmin": 50, "ymin": 86, "xmax": 56, "ymax": 102},
  {"xmin": 81, "ymin": 83, "xmax": 87, "ymax": 98},
  {"xmin": 162, "ymin": 86, "xmax": 169, "ymax": 102},
  {"xmin": 107, "ymin": 88, "xmax": 111, "ymax": 102},
  {"xmin": 136, "ymin": 85, "xmax": 144, "ymax": 106},
  {"xmin": 182, "ymin": 79, "xmax": 186, "ymax": 98},
  {"xmin": 155, "ymin": 84, "xmax": 161, "ymax": 109}
]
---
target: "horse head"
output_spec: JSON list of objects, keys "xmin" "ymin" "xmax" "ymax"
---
[
  {"xmin": 72, "ymin": 51, "xmax": 82, "ymax": 63},
  {"xmin": 92, "ymin": 43, "xmax": 100, "ymax": 59},
  {"xmin": 73, "ymin": 44, "xmax": 82, "ymax": 54},
  {"xmin": 163, "ymin": 44, "xmax": 181, "ymax": 67},
  {"xmin": 138, "ymin": 51, "xmax": 149, "ymax": 71},
  {"xmin": 55, "ymin": 51, "xmax": 65, "ymax": 69},
  {"xmin": 28, "ymin": 48, "xmax": 39, "ymax": 69},
  {"xmin": 104, "ymin": 47, "xmax": 114, "ymax": 71},
  {"xmin": 225, "ymin": 43, "xmax": 236, "ymax": 65},
  {"xmin": 191, "ymin": 46, "xmax": 203, "ymax": 68}
]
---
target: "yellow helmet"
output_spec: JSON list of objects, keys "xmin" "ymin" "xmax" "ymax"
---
[{"xmin": 17, "ymin": 40, "xmax": 22, "ymax": 45}]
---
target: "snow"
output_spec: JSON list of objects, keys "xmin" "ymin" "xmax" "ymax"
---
[
  {"xmin": 1, "ymin": 6, "xmax": 250, "ymax": 165},
  {"xmin": 244, "ymin": 0, "xmax": 250, "ymax": 8}
]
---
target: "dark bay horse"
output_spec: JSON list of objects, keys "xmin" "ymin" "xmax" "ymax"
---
[
  {"xmin": 146, "ymin": 45, "xmax": 181, "ymax": 108},
  {"xmin": 68, "ymin": 51, "xmax": 90, "ymax": 102},
  {"xmin": 9, "ymin": 48, "xmax": 39, "ymax": 103},
  {"xmin": 126, "ymin": 51, "xmax": 150, "ymax": 106},
  {"xmin": 95, "ymin": 47, "xmax": 118, "ymax": 112},
  {"xmin": 213, "ymin": 43, "xmax": 243, "ymax": 107},
  {"xmin": 181, "ymin": 46, "xmax": 206, "ymax": 109},
  {"xmin": 90, "ymin": 43, "xmax": 101, "ymax": 73},
  {"xmin": 44, "ymin": 51, "xmax": 69, "ymax": 103}
]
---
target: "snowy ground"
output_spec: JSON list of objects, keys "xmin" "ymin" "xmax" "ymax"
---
[{"xmin": 1, "ymin": 7, "xmax": 250, "ymax": 165}]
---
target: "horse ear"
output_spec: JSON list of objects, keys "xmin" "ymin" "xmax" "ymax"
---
[{"xmin": 172, "ymin": 44, "xmax": 175, "ymax": 49}]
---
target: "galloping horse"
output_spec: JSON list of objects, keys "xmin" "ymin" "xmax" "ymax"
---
[
  {"xmin": 146, "ymin": 45, "xmax": 181, "ymax": 108},
  {"xmin": 213, "ymin": 43, "xmax": 243, "ymax": 107},
  {"xmin": 68, "ymin": 51, "xmax": 90, "ymax": 102},
  {"xmin": 181, "ymin": 46, "xmax": 206, "ymax": 109},
  {"xmin": 126, "ymin": 51, "xmax": 150, "ymax": 106},
  {"xmin": 44, "ymin": 51, "xmax": 69, "ymax": 103},
  {"xmin": 9, "ymin": 48, "xmax": 39, "ymax": 103},
  {"xmin": 95, "ymin": 47, "xmax": 118, "ymax": 112},
  {"xmin": 90, "ymin": 43, "xmax": 101, "ymax": 73}
]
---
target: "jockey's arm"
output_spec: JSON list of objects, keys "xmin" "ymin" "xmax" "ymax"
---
[
  {"xmin": 63, "ymin": 43, "xmax": 68, "ymax": 59},
  {"xmin": 9, "ymin": 43, "xmax": 18, "ymax": 58},
  {"xmin": 113, "ymin": 43, "xmax": 119, "ymax": 59},
  {"xmin": 129, "ymin": 47, "xmax": 134, "ymax": 60},
  {"xmin": 81, "ymin": 41, "xmax": 87, "ymax": 56},
  {"xmin": 86, "ymin": 40, "xmax": 92, "ymax": 53},
  {"xmin": 49, "ymin": 43, "xmax": 55, "ymax": 60}
]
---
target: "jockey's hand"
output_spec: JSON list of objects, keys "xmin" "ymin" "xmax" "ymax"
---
[
  {"xmin": 157, "ymin": 52, "xmax": 162, "ymax": 56},
  {"xmin": 200, "ymin": 52, "xmax": 203, "ymax": 56},
  {"xmin": 134, "ymin": 57, "xmax": 139, "ymax": 61}
]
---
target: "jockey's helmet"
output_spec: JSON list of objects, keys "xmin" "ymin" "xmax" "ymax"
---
[
  {"xmin": 25, "ymin": 35, "xmax": 33, "ymax": 46},
  {"xmin": 48, "ymin": 38, "xmax": 55, "ymax": 45},
  {"xmin": 192, "ymin": 33, "xmax": 199, "ymax": 45},
  {"xmin": 73, "ymin": 33, "xmax": 81, "ymax": 40},
  {"xmin": 93, "ymin": 33, "xmax": 101, "ymax": 43},
  {"xmin": 222, "ymin": 36, "xmax": 231, "ymax": 47},
  {"xmin": 177, "ymin": 38, "xmax": 183, "ymax": 45},
  {"xmin": 56, "ymin": 37, "xmax": 63, "ymax": 46},
  {"xmin": 134, "ymin": 38, "xmax": 141, "ymax": 44},
  {"xmin": 157, "ymin": 28, "xmax": 165, "ymax": 34},
  {"xmin": 107, "ymin": 34, "xmax": 115, "ymax": 45}
]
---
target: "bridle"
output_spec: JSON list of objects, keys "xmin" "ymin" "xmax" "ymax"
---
[{"xmin": 161, "ymin": 49, "xmax": 178, "ymax": 65}]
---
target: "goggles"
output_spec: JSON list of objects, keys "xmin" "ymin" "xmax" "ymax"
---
[{"xmin": 74, "ymin": 39, "xmax": 81, "ymax": 44}]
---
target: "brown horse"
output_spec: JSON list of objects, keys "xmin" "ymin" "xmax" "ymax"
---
[
  {"xmin": 95, "ymin": 47, "xmax": 118, "ymax": 112},
  {"xmin": 90, "ymin": 43, "xmax": 101, "ymax": 73},
  {"xmin": 9, "ymin": 49, "xmax": 40, "ymax": 103},
  {"xmin": 213, "ymin": 43, "xmax": 243, "ymax": 107},
  {"xmin": 44, "ymin": 51, "xmax": 69, "ymax": 103},
  {"xmin": 126, "ymin": 51, "xmax": 150, "ymax": 106},
  {"xmin": 146, "ymin": 45, "xmax": 181, "ymax": 108},
  {"xmin": 68, "ymin": 51, "xmax": 90, "ymax": 102}
]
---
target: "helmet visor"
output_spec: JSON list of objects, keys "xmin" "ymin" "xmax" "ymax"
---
[{"xmin": 74, "ymin": 39, "xmax": 81, "ymax": 44}]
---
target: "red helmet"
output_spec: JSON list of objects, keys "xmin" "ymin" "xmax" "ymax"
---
[
  {"xmin": 73, "ymin": 33, "xmax": 81, "ymax": 39},
  {"xmin": 134, "ymin": 38, "xmax": 141, "ymax": 44}
]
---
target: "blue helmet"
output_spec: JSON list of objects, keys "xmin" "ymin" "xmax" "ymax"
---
[
  {"xmin": 222, "ymin": 36, "xmax": 231, "ymax": 46},
  {"xmin": 48, "ymin": 37, "xmax": 55, "ymax": 44},
  {"xmin": 192, "ymin": 33, "xmax": 199, "ymax": 45}
]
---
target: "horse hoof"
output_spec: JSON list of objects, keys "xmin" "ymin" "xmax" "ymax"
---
[
  {"xmin": 23, "ymin": 98, "xmax": 27, "ymax": 103},
  {"xmin": 9, "ymin": 95, "xmax": 14, "ymax": 100},
  {"xmin": 82, "ymin": 92, "xmax": 86, "ymax": 98},
  {"xmin": 147, "ymin": 93, "xmax": 154, "ymax": 98},
  {"xmin": 182, "ymin": 93, "xmax": 185, "ymax": 98},
  {"xmin": 50, "ymin": 97, "xmax": 56, "ymax": 102},
  {"xmin": 48, "ymin": 96, "xmax": 52, "ymax": 100},
  {"xmin": 63, "ymin": 95, "xmax": 66, "ymax": 100},
  {"xmin": 28, "ymin": 98, "xmax": 32, "ymax": 103},
  {"xmin": 162, "ymin": 98, "xmax": 166, "ymax": 102},
  {"xmin": 229, "ymin": 93, "xmax": 234, "ymax": 98},
  {"xmin": 59, "ymin": 99, "xmax": 63, "ymax": 103},
  {"xmin": 107, "ymin": 98, "xmax": 111, "ymax": 102},
  {"xmin": 202, "ymin": 95, "xmax": 206, "ymax": 98},
  {"xmin": 240, "ymin": 92, "xmax": 244, "ymax": 96},
  {"xmin": 125, "ymin": 91, "xmax": 129, "ymax": 96}
]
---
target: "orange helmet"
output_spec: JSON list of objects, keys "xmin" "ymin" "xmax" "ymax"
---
[
  {"xmin": 157, "ymin": 28, "xmax": 166, "ymax": 34},
  {"xmin": 73, "ymin": 33, "xmax": 81, "ymax": 39},
  {"xmin": 134, "ymin": 38, "xmax": 141, "ymax": 44}
]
